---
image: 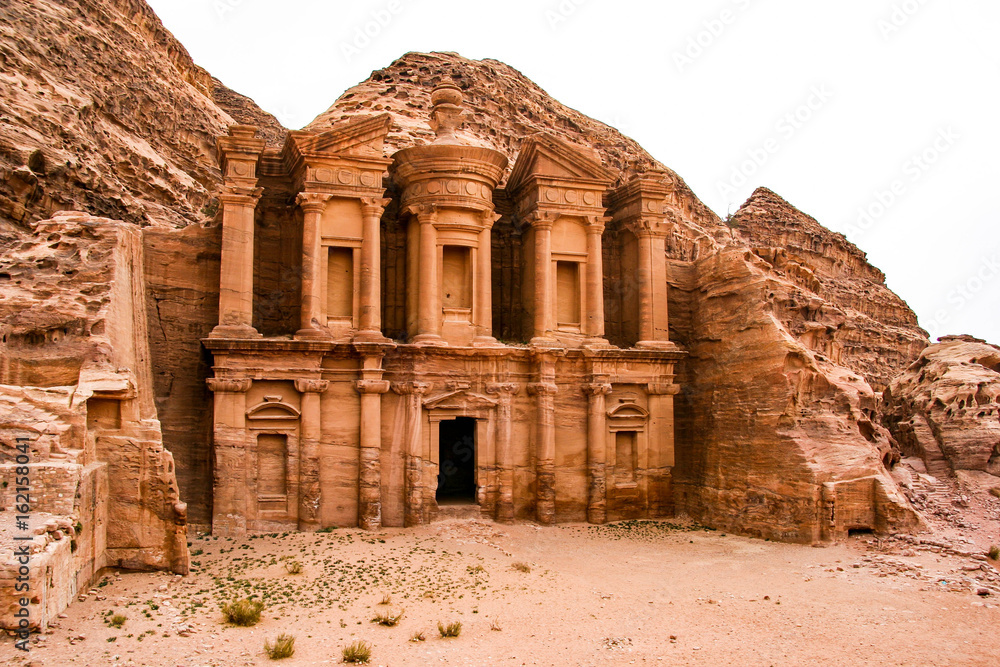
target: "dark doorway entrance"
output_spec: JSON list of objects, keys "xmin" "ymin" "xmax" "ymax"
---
[{"xmin": 437, "ymin": 417, "xmax": 476, "ymax": 503}]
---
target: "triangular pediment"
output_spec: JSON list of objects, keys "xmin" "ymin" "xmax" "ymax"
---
[
  {"xmin": 283, "ymin": 113, "xmax": 392, "ymax": 161},
  {"xmin": 507, "ymin": 133, "xmax": 616, "ymax": 193},
  {"xmin": 423, "ymin": 390, "xmax": 498, "ymax": 410}
]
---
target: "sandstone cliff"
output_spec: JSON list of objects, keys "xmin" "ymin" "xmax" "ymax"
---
[
  {"xmin": 0, "ymin": 1, "xmax": 932, "ymax": 544},
  {"xmin": 883, "ymin": 335, "xmax": 1000, "ymax": 477},
  {"xmin": 0, "ymin": 0, "xmax": 282, "ymax": 231},
  {"xmin": 0, "ymin": 212, "xmax": 188, "ymax": 629},
  {"xmin": 731, "ymin": 187, "xmax": 928, "ymax": 391}
]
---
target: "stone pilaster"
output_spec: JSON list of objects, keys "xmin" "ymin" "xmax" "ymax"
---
[
  {"xmin": 211, "ymin": 125, "xmax": 264, "ymax": 339},
  {"xmin": 646, "ymin": 379, "xmax": 680, "ymax": 516},
  {"xmin": 635, "ymin": 226, "xmax": 671, "ymax": 347},
  {"xmin": 528, "ymin": 379, "xmax": 558, "ymax": 525},
  {"xmin": 392, "ymin": 381, "xmax": 432, "ymax": 527},
  {"xmin": 473, "ymin": 209, "xmax": 502, "ymax": 347},
  {"xmin": 529, "ymin": 212, "xmax": 556, "ymax": 345},
  {"xmin": 486, "ymin": 381, "xmax": 519, "ymax": 523},
  {"xmin": 294, "ymin": 379, "xmax": 328, "ymax": 531},
  {"xmin": 355, "ymin": 377, "xmax": 390, "ymax": 530},
  {"xmin": 296, "ymin": 192, "xmax": 333, "ymax": 338},
  {"xmin": 584, "ymin": 216, "xmax": 611, "ymax": 344},
  {"xmin": 583, "ymin": 379, "xmax": 613, "ymax": 524},
  {"xmin": 356, "ymin": 197, "xmax": 392, "ymax": 342},
  {"xmin": 207, "ymin": 377, "xmax": 252, "ymax": 536},
  {"xmin": 410, "ymin": 205, "xmax": 443, "ymax": 345}
]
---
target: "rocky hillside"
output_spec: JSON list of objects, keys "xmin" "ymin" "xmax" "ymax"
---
[
  {"xmin": 0, "ymin": 0, "xmax": 282, "ymax": 232},
  {"xmin": 0, "ymin": 4, "xmax": 937, "ymax": 539},
  {"xmin": 884, "ymin": 335, "xmax": 1000, "ymax": 475},
  {"xmin": 731, "ymin": 187, "xmax": 928, "ymax": 390}
]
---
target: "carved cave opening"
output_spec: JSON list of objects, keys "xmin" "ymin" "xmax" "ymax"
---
[{"xmin": 437, "ymin": 417, "xmax": 476, "ymax": 504}]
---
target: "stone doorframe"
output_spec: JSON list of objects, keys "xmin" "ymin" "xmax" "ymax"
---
[{"xmin": 423, "ymin": 385, "xmax": 500, "ymax": 519}]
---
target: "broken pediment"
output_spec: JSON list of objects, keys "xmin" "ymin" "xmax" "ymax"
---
[
  {"xmin": 423, "ymin": 389, "xmax": 498, "ymax": 411},
  {"xmin": 246, "ymin": 395, "xmax": 301, "ymax": 420},
  {"xmin": 284, "ymin": 113, "xmax": 392, "ymax": 160},
  {"xmin": 507, "ymin": 133, "xmax": 617, "ymax": 193}
]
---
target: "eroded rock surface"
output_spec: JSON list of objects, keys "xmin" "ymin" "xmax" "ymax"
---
[
  {"xmin": 884, "ymin": 335, "xmax": 1000, "ymax": 475},
  {"xmin": 0, "ymin": 212, "xmax": 188, "ymax": 630},
  {"xmin": 732, "ymin": 187, "xmax": 928, "ymax": 391}
]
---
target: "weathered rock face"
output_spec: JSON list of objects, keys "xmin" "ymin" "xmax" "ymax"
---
[
  {"xmin": 0, "ymin": 0, "xmax": 281, "ymax": 231},
  {"xmin": 731, "ymin": 188, "xmax": 928, "ymax": 391},
  {"xmin": 884, "ymin": 335, "xmax": 1000, "ymax": 476},
  {"xmin": 669, "ymin": 244, "xmax": 921, "ymax": 541},
  {"xmin": 0, "ymin": 212, "xmax": 188, "ymax": 629},
  {"xmin": 0, "ymin": 1, "xmax": 930, "ymax": 547}
]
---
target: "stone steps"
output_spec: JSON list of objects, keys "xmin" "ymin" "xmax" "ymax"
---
[{"xmin": 434, "ymin": 504, "xmax": 484, "ymax": 522}]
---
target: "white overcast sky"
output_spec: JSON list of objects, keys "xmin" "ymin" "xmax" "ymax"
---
[{"xmin": 147, "ymin": 0, "xmax": 999, "ymax": 345}]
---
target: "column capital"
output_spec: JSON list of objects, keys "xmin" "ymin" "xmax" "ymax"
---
[
  {"xmin": 479, "ymin": 207, "xmax": 503, "ymax": 229},
  {"xmin": 219, "ymin": 185, "xmax": 263, "ymax": 207},
  {"xmin": 627, "ymin": 219, "xmax": 670, "ymax": 239},
  {"xmin": 391, "ymin": 381, "xmax": 432, "ymax": 396},
  {"xmin": 485, "ymin": 382, "xmax": 520, "ymax": 397},
  {"xmin": 405, "ymin": 203, "xmax": 438, "ymax": 223},
  {"xmin": 527, "ymin": 382, "xmax": 558, "ymax": 396},
  {"xmin": 647, "ymin": 381, "xmax": 681, "ymax": 396},
  {"xmin": 294, "ymin": 379, "xmax": 330, "ymax": 394},
  {"xmin": 356, "ymin": 379, "xmax": 391, "ymax": 395},
  {"xmin": 584, "ymin": 215, "xmax": 612, "ymax": 234},
  {"xmin": 582, "ymin": 382, "xmax": 613, "ymax": 396},
  {"xmin": 206, "ymin": 378, "xmax": 252, "ymax": 393},
  {"xmin": 525, "ymin": 210, "xmax": 557, "ymax": 230},
  {"xmin": 296, "ymin": 191, "xmax": 332, "ymax": 213},
  {"xmin": 360, "ymin": 196, "xmax": 392, "ymax": 218}
]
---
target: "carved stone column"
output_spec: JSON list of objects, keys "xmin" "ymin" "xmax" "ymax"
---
[
  {"xmin": 635, "ymin": 227, "xmax": 671, "ymax": 346},
  {"xmin": 212, "ymin": 186, "xmax": 263, "ymax": 338},
  {"xmin": 357, "ymin": 197, "xmax": 392, "ymax": 341},
  {"xmin": 530, "ymin": 213, "xmax": 555, "ymax": 344},
  {"xmin": 647, "ymin": 379, "xmax": 680, "ymax": 517},
  {"xmin": 392, "ymin": 381, "xmax": 431, "ymax": 527},
  {"xmin": 473, "ymin": 209, "xmax": 501, "ymax": 346},
  {"xmin": 207, "ymin": 377, "xmax": 253, "ymax": 536},
  {"xmin": 294, "ymin": 379, "xmax": 328, "ymax": 531},
  {"xmin": 486, "ymin": 382, "xmax": 519, "ymax": 523},
  {"xmin": 356, "ymin": 377, "xmax": 390, "ymax": 530},
  {"xmin": 528, "ymin": 379, "xmax": 558, "ymax": 525},
  {"xmin": 583, "ymin": 216, "xmax": 610, "ymax": 343},
  {"xmin": 411, "ymin": 205, "xmax": 443, "ymax": 344},
  {"xmin": 211, "ymin": 125, "xmax": 264, "ymax": 339},
  {"xmin": 295, "ymin": 192, "xmax": 332, "ymax": 337},
  {"xmin": 583, "ymin": 379, "xmax": 613, "ymax": 524}
]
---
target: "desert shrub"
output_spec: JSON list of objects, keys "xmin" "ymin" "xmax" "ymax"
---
[
  {"xmin": 284, "ymin": 560, "xmax": 302, "ymax": 575},
  {"xmin": 378, "ymin": 593, "xmax": 392, "ymax": 605},
  {"xmin": 989, "ymin": 545, "xmax": 999, "ymax": 561},
  {"xmin": 109, "ymin": 613, "xmax": 126, "ymax": 628},
  {"xmin": 221, "ymin": 598, "xmax": 264, "ymax": 626},
  {"xmin": 438, "ymin": 620, "xmax": 462, "ymax": 637},
  {"xmin": 342, "ymin": 640, "xmax": 372, "ymax": 663},
  {"xmin": 264, "ymin": 633, "xmax": 295, "ymax": 659},
  {"xmin": 409, "ymin": 630, "xmax": 425, "ymax": 642},
  {"xmin": 511, "ymin": 562, "xmax": 531, "ymax": 573},
  {"xmin": 372, "ymin": 609, "xmax": 404, "ymax": 626}
]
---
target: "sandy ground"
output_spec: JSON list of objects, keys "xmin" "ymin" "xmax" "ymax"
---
[{"xmin": 2, "ymin": 513, "xmax": 999, "ymax": 667}]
